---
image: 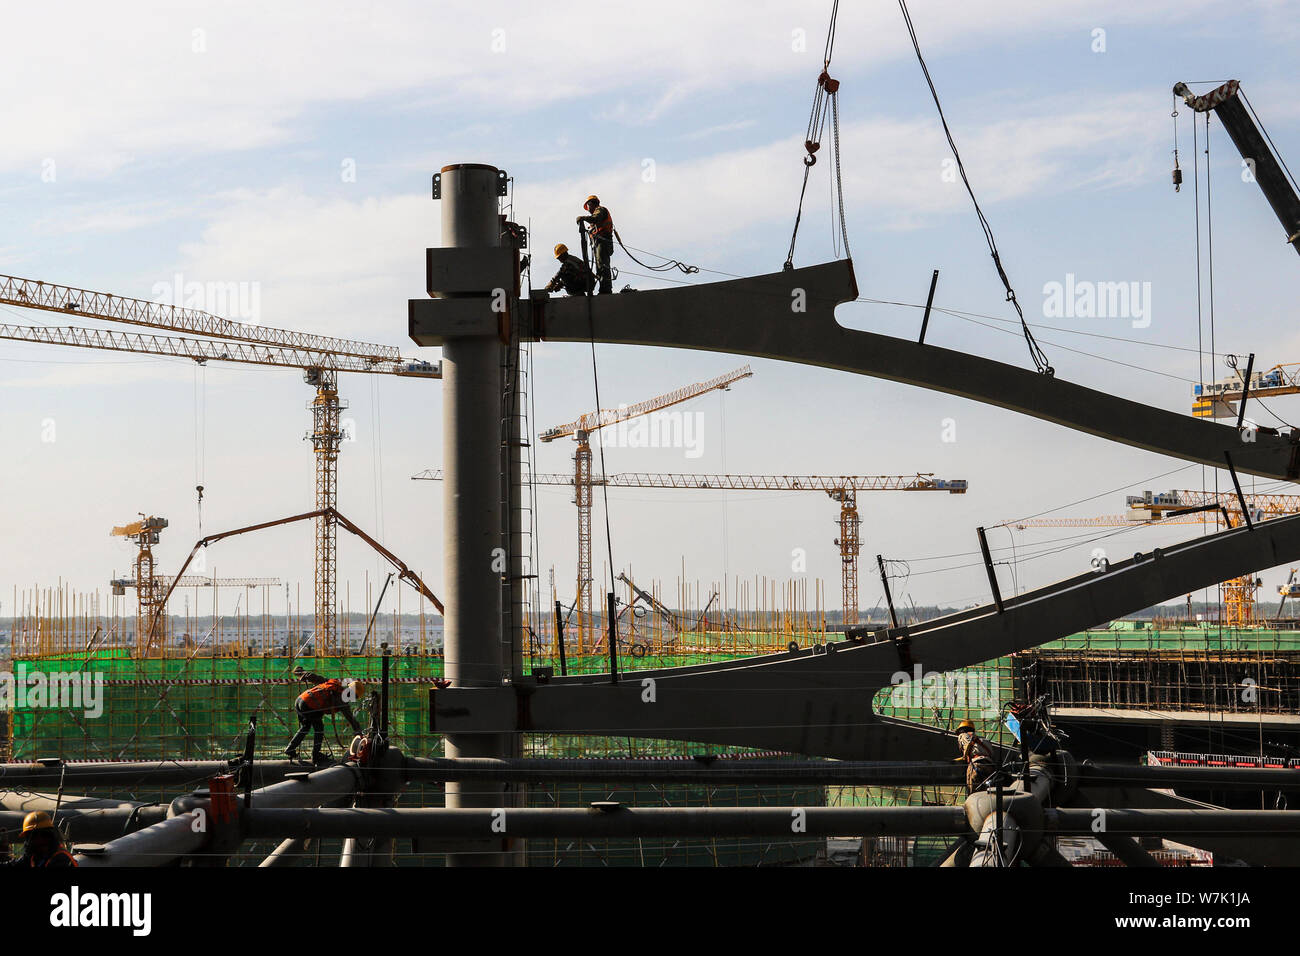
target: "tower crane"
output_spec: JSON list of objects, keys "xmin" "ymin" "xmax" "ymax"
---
[
  {"xmin": 414, "ymin": 469, "xmax": 968, "ymax": 635},
  {"xmin": 1127, "ymin": 489, "xmax": 1300, "ymax": 625},
  {"xmin": 535, "ymin": 365, "xmax": 754, "ymax": 649},
  {"xmin": 1009, "ymin": 489, "xmax": 1300, "ymax": 626},
  {"xmin": 109, "ymin": 514, "xmax": 280, "ymax": 652},
  {"xmin": 1191, "ymin": 361, "xmax": 1300, "ymax": 419},
  {"xmin": 0, "ymin": 274, "xmax": 439, "ymax": 654}
]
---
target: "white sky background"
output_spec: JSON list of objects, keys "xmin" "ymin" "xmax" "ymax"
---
[{"xmin": 3, "ymin": 0, "xmax": 1300, "ymax": 622}]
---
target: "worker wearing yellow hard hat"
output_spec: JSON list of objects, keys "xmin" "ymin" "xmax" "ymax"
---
[
  {"xmin": 953, "ymin": 719, "xmax": 996, "ymax": 794},
  {"xmin": 576, "ymin": 195, "xmax": 615, "ymax": 294},
  {"xmin": 545, "ymin": 242, "xmax": 596, "ymax": 296},
  {"xmin": 2, "ymin": 811, "xmax": 76, "ymax": 868}
]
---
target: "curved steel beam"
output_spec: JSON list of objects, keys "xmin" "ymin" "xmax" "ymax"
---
[
  {"xmin": 422, "ymin": 260, "xmax": 1300, "ymax": 480},
  {"xmin": 430, "ymin": 512, "xmax": 1300, "ymax": 760}
]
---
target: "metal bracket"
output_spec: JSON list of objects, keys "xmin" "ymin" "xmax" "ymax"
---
[
  {"xmin": 432, "ymin": 173, "xmax": 441, "ymax": 200},
  {"xmin": 497, "ymin": 170, "xmax": 509, "ymax": 197}
]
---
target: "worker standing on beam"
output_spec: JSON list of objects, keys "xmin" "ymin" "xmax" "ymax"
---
[
  {"xmin": 576, "ymin": 195, "xmax": 614, "ymax": 294},
  {"xmin": 2, "ymin": 812, "xmax": 76, "ymax": 868},
  {"xmin": 284, "ymin": 669, "xmax": 364, "ymax": 764},
  {"xmin": 544, "ymin": 243, "xmax": 596, "ymax": 296},
  {"xmin": 953, "ymin": 719, "xmax": 996, "ymax": 794}
]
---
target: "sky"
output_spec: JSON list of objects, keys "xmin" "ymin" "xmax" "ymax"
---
[{"xmin": 3, "ymin": 0, "xmax": 1300, "ymax": 625}]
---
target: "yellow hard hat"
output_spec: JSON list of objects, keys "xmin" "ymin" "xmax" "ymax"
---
[
  {"xmin": 584, "ymin": 194, "xmax": 599, "ymax": 209},
  {"xmin": 554, "ymin": 243, "xmax": 568, "ymax": 258},
  {"xmin": 21, "ymin": 811, "xmax": 56, "ymax": 835},
  {"xmin": 956, "ymin": 719, "xmax": 976, "ymax": 733},
  {"xmin": 350, "ymin": 680, "xmax": 367, "ymax": 700}
]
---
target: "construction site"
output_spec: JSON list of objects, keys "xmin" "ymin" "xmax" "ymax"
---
[{"xmin": 4, "ymin": 1, "xmax": 1300, "ymax": 889}]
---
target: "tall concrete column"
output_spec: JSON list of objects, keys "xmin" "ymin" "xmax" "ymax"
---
[{"xmin": 437, "ymin": 163, "xmax": 512, "ymax": 866}]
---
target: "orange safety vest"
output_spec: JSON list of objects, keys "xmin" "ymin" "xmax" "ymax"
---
[
  {"xmin": 584, "ymin": 205, "xmax": 613, "ymax": 241},
  {"xmin": 298, "ymin": 678, "xmax": 345, "ymax": 713},
  {"xmin": 32, "ymin": 847, "xmax": 76, "ymax": 868}
]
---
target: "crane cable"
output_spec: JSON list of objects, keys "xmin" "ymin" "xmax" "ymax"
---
[
  {"xmin": 897, "ymin": 0, "xmax": 1053, "ymax": 377},
  {"xmin": 193, "ymin": 363, "xmax": 206, "ymax": 535},
  {"xmin": 784, "ymin": 0, "xmax": 851, "ymax": 270}
]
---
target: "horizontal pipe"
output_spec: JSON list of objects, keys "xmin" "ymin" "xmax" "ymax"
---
[
  {"xmin": 74, "ymin": 811, "xmax": 207, "ymax": 867},
  {"xmin": 244, "ymin": 764, "xmax": 361, "ymax": 810},
  {"xmin": 0, "ymin": 807, "xmax": 168, "ymax": 842},
  {"xmin": 1049, "ymin": 808, "xmax": 1300, "ymax": 836},
  {"xmin": 241, "ymin": 806, "xmax": 970, "ymax": 840},
  {"xmin": 402, "ymin": 756, "xmax": 968, "ymax": 787},
  {"xmin": 0, "ymin": 790, "xmax": 152, "ymax": 813},
  {"xmin": 0, "ymin": 759, "xmax": 307, "ymax": 790},
  {"xmin": 1080, "ymin": 762, "xmax": 1300, "ymax": 791}
]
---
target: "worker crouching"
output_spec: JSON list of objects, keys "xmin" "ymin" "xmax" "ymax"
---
[
  {"xmin": 954, "ymin": 718, "xmax": 996, "ymax": 794},
  {"xmin": 545, "ymin": 243, "xmax": 596, "ymax": 296},
  {"xmin": 284, "ymin": 667, "xmax": 364, "ymax": 764},
  {"xmin": 3, "ymin": 812, "xmax": 76, "ymax": 868}
]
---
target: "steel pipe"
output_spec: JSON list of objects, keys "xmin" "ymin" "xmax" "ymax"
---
[
  {"xmin": 1049, "ymin": 808, "xmax": 1300, "ymax": 836},
  {"xmin": 403, "ymin": 756, "xmax": 967, "ymax": 786},
  {"xmin": 1080, "ymin": 761, "xmax": 1300, "ymax": 791},
  {"xmin": 0, "ymin": 806, "xmax": 167, "ymax": 842},
  {"xmin": 74, "ymin": 811, "xmax": 207, "ymax": 867},
  {"xmin": 240, "ymin": 805, "xmax": 970, "ymax": 840},
  {"xmin": 0, "ymin": 759, "xmax": 304, "ymax": 790}
]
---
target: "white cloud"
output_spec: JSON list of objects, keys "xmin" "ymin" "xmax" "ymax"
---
[{"xmin": 0, "ymin": 0, "xmax": 1233, "ymax": 177}]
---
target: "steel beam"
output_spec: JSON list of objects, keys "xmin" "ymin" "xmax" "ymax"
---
[
  {"xmin": 402, "ymin": 756, "xmax": 967, "ymax": 786},
  {"xmin": 1049, "ymin": 808, "xmax": 1300, "ymax": 836},
  {"xmin": 1069, "ymin": 785, "xmax": 1300, "ymax": 866},
  {"xmin": 0, "ymin": 807, "xmax": 167, "ymax": 842},
  {"xmin": 430, "ymin": 514, "xmax": 1300, "ymax": 759},
  {"xmin": 240, "ymin": 805, "xmax": 969, "ymax": 840},
  {"xmin": 417, "ymin": 260, "xmax": 1300, "ymax": 479},
  {"xmin": 0, "ymin": 759, "xmax": 303, "ymax": 790},
  {"xmin": 1080, "ymin": 761, "xmax": 1300, "ymax": 792},
  {"xmin": 74, "ymin": 810, "xmax": 208, "ymax": 867}
]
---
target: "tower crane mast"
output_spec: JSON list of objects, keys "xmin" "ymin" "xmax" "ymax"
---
[
  {"xmin": 537, "ymin": 365, "xmax": 754, "ymax": 650},
  {"xmin": 1, "ymin": 277, "xmax": 439, "ymax": 655}
]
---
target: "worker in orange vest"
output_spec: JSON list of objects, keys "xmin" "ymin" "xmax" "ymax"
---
[
  {"xmin": 284, "ymin": 670, "xmax": 364, "ymax": 764},
  {"xmin": 2, "ymin": 812, "xmax": 77, "ymax": 868},
  {"xmin": 953, "ymin": 718, "xmax": 997, "ymax": 793},
  {"xmin": 576, "ymin": 195, "xmax": 614, "ymax": 294}
]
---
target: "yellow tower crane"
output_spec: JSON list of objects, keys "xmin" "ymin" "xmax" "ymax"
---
[
  {"xmin": 414, "ymin": 469, "xmax": 968, "ymax": 635},
  {"xmin": 535, "ymin": 365, "xmax": 754, "ymax": 650},
  {"xmin": 0, "ymin": 274, "xmax": 439, "ymax": 654},
  {"xmin": 1008, "ymin": 489, "xmax": 1300, "ymax": 626},
  {"xmin": 109, "ymin": 514, "xmax": 280, "ymax": 654},
  {"xmin": 1126, "ymin": 489, "xmax": 1300, "ymax": 625}
]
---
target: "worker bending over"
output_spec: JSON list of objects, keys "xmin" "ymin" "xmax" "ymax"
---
[
  {"xmin": 576, "ymin": 195, "xmax": 614, "ymax": 294},
  {"xmin": 544, "ymin": 243, "xmax": 595, "ymax": 295},
  {"xmin": 3, "ymin": 812, "xmax": 76, "ymax": 868},
  {"xmin": 284, "ymin": 669, "xmax": 364, "ymax": 764},
  {"xmin": 953, "ymin": 718, "xmax": 996, "ymax": 794}
]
